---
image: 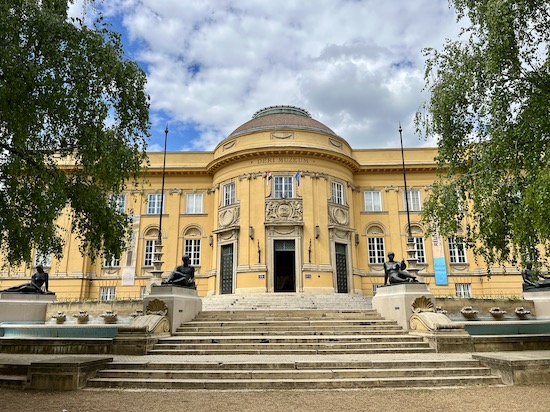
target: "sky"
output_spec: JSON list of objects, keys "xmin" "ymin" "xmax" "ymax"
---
[{"xmin": 73, "ymin": 1, "xmax": 466, "ymax": 152}]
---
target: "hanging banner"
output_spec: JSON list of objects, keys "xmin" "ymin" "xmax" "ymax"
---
[{"xmin": 431, "ymin": 229, "xmax": 448, "ymax": 285}]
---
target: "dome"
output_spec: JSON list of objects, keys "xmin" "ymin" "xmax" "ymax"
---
[{"xmin": 228, "ymin": 105, "xmax": 338, "ymax": 138}]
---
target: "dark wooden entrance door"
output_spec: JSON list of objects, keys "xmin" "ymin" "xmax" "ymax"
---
[
  {"xmin": 274, "ymin": 240, "xmax": 295, "ymax": 292},
  {"xmin": 335, "ymin": 243, "xmax": 348, "ymax": 293},
  {"xmin": 220, "ymin": 244, "xmax": 234, "ymax": 294}
]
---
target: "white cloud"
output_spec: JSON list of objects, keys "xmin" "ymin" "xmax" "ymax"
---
[{"xmin": 101, "ymin": 0, "xmax": 463, "ymax": 151}]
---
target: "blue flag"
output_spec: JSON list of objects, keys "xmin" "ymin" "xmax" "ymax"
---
[{"xmin": 295, "ymin": 170, "xmax": 300, "ymax": 186}]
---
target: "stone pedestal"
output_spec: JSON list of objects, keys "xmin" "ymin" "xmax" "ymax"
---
[
  {"xmin": 372, "ymin": 283, "xmax": 434, "ymax": 330},
  {"xmin": 0, "ymin": 293, "xmax": 56, "ymax": 323},
  {"xmin": 523, "ymin": 289, "xmax": 550, "ymax": 318},
  {"xmin": 143, "ymin": 285, "xmax": 202, "ymax": 333}
]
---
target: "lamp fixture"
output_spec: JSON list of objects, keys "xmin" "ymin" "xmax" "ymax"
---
[
  {"xmin": 315, "ymin": 225, "xmax": 320, "ymax": 239},
  {"xmin": 209, "ymin": 235, "xmax": 213, "ymax": 247},
  {"xmin": 249, "ymin": 225, "xmax": 254, "ymax": 240},
  {"xmin": 355, "ymin": 233, "xmax": 360, "ymax": 245}
]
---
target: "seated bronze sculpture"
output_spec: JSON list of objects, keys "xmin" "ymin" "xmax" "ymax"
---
[
  {"xmin": 384, "ymin": 252, "xmax": 418, "ymax": 285},
  {"xmin": 161, "ymin": 255, "xmax": 196, "ymax": 289},
  {"xmin": 522, "ymin": 262, "xmax": 550, "ymax": 290}
]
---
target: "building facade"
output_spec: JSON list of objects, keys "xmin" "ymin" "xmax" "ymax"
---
[{"xmin": 0, "ymin": 106, "xmax": 525, "ymax": 300}]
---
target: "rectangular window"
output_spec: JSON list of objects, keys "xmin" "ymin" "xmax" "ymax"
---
[
  {"xmin": 448, "ymin": 237, "xmax": 467, "ymax": 263},
  {"xmin": 144, "ymin": 239, "xmax": 157, "ymax": 267},
  {"xmin": 274, "ymin": 176, "xmax": 294, "ymax": 198},
  {"xmin": 103, "ymin": 255, "xmax": 121, "ymax": 267},
  {"xmin": 368, "ymin": 237, "xmax": 385, "ymax": 264},
  {"xmin": 364, "ymin": 191, "xmax": 382, "ymax": 211},
  {"xmin": 184, "ymin": 239, "xmax": 201, "ymax": 266},
  {"xmin": 414, "ymin": 237, "xmax": 426, "ymax": 264},
  {"xmin": 112, "ymin": 194, "xmax": 126, "ymax": 213},
  {"xmin": 186, "ymin": 193, "xmax": 203, "ymax": 214},
  {"xmin": 331, "ymin": 181, "xmax": 345, "ymax": 205},
  {"xmin": 455, "ymin": 283, "xmax": 472, "ymax": 298},
  {"xmin": 223, "ymin": 182, "xmax": 236, "ymax": 206},
  {"xmin": 403, "ymin": 189, "xmax": 421, "ymax": 211},
  {"xmin": 100, "ymin": 286, "xmax": 116, "ymax": 301},
  {"xmin": 34, "ymin": 250, "xmax": 52, "ymax": 267},
  {"xmin": 147, "ymin": 193, "xmax": 163, "ymax": 214}
]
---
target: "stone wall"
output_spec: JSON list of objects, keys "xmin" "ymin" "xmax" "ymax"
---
[
  {"xmin": 46, "ymin": 300, "xmax": 142, "ymax": 320},
  {"xmin": 435, "ymin": 297, "xmax": 536, "ymax": 319}
]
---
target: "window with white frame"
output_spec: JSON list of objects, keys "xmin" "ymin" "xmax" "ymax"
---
[
  {"xmin": 186, "ymin": 193, "xmax": 203, "ymax": 214},
  {"xmin": 455, "ymin": 283, "xmax": 472, "ymax": 298},
  {"xmin": 112, "ymin": 193, "xmax": 126, "ymax": 213},
  {"xmin": 143, "ymin": 239, "xmax": 157, "ymax": 267},
  {"xmin": 331, "ymin": 181, "xmax": 345, "ymax": 205},
  {"xmin": 147, "ymin": 193, "xmax": 163, "ymax": 214},
  {"xmin": 403, "ymin": 189, "xmax": 422, "ymax": 211},
  {"xmin": 274, "ymin": 176, "xmax": 294, "ymax": 198},
  {"xmin": 223, "ymin": 182, "xmax": 236, "ymax": 206},
  {"xmin": 34, "ymin": 250, "xmax": 52, "ymax": 267},
  {"xmin": 448, "ymin": 236, "xmax": 467, "ymax": 263},
  {"xmin": 414, "ymin": 237, "xmax": 426, "ymax": 264},
  {"xmin": 184, "ymin": 238, "xmax": 201, "ymax": 266},
  {"xmin": 368, "ymin": 237, "xmax": 385, "ymax": 264},
  {"xmin": 103, "ymin": 255, "xmax": 121, "ymax": 267},
  {"xmin": 100, "ymin": 286, "xmax": 116, "ymax": 301},
  {"xmin": 364, "ymin": 190, "xmax": 382, "ymax": 211}
]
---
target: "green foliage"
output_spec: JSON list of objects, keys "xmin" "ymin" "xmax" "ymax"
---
[
  {"xmin": 0, "ymin": 0, "xmax": 150, "ymax": 266},
  {"xmin": 417, "ymin": 0, "xmax": 550, "ymax": 268}
]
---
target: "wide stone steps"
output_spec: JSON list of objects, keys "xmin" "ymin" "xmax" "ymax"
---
[
  {"xmin": 200, "ymin": 294, "xmax": 374, "ymax": 311},
  {"xmin": 87, "ymin": 360, "xmax": 503, "ymax": 389},
  {"xmin": 86, "ymin": 300, "xmax": 504, "ymax": 389}
]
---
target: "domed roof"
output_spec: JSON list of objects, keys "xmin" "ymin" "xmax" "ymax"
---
[{"xmin": 228, "ymin": 105, "xmax": 338, "ymax": 138}]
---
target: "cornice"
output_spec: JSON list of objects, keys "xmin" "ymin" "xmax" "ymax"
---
[{"xmin": 207, "ymin": 146, "xmax": 361, "ymax": 173}]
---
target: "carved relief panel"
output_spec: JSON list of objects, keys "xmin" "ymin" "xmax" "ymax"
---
[
  {"xmin": 328, "ymin": 204, "xmax": 349, "ymax": 227},
  {"xmin": 218, "ymin": 204, "xmax": 240, "ymax": 228},
  {"xmin": 265, "ymin": 199, "xmax": 303, "ymax": 224}
]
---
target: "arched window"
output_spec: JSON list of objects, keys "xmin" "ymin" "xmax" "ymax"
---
[
  {"xmin": 183, "ymin": 226, "xmax": 202, "ymax": 266},
  {"xmin": 407, "ymin": 224, "xmax": 426, "ymax": 264},
  {"xmin": 143, "ymin": 227, "xmax": 159, "ymax": 267},
  {"xmin": 366, "ymin": 225, "xmax": 386, "ymax": 264}
]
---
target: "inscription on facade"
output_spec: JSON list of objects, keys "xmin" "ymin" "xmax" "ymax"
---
[{"xmin": 257, "ymin": 158, "xmax": 310, "ymax": 164}]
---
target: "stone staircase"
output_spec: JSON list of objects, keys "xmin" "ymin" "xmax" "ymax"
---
[
  {"xmin": 148, "ymin": 309, "xmax": 432, "ymax": 355},
  {"xmin": 87, "ymin": 294, "xmax": 505, "ymax": 389}
]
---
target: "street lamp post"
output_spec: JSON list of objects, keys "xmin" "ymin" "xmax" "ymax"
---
[
  {"xmin": 150, "ymin": 126, "xmax": 168, "ymax": 286},
  {"xmin": 399, "ymin": 125, "xmax": 420, "ymax": 280}
]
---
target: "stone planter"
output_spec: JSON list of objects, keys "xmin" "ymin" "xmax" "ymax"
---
[
  {"xmin": 100, "ymin": 310, "xmax": 118, "ymax": 324},
  {"xmin": 460, "ymin": 306, "xmax": 478, "ymax": 320},
  {"xmin": 514, "ymin": 307, "xmax": 531, "ymax": 320},
  {"xmin": 489, "ymin": 307, "xmax": 507, "ymax": 319},
  {"xmin": 74, "ymin": 311, "xmax": 90, "ymax": 324},
  {"xmin": 52, "ymin": 311, "xmax": 67, "ymax": 324}
]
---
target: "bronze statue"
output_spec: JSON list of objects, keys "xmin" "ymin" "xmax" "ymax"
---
[
  {"xmin": 0, "ymin": 265, "xmax": 54, "ymax": 294},
  {"xmin": 384, "ymin": 252, "xmax": 418, "ymax": 285},
  {"xmin": 522, "ymin": 262, "xmax": 550, "ymax": 290},
  {"xmin": 162, "ymin": 255, "xmax": 196, "ymax": 288}
]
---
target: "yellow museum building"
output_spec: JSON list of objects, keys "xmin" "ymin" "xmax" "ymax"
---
[{"xmin": 0, "ymin": 106, "xmax": 525, "ymax": 300}]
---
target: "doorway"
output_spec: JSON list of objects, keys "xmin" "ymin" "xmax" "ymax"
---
[
  {"xmin": 274, "ymin": 240, "xmax": 295, "ymax": 292},
  {"xmin": 335, "ymin": 242, "xmax": 348, "ymax": 293},
  {"xmin": 220, "ymin": 244, "xmax": 234, "ymax": 294}
]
